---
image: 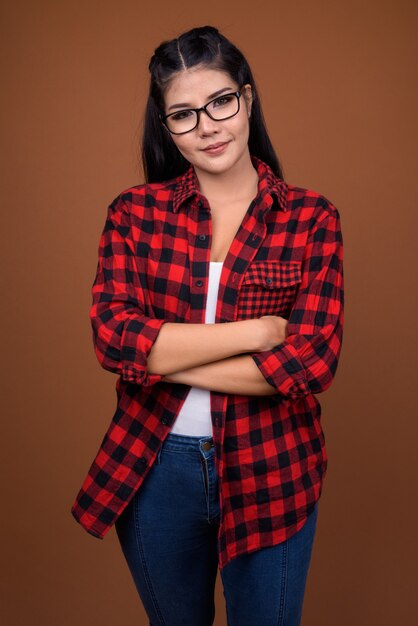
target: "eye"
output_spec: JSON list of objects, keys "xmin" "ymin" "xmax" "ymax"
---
[
  {"xmin": 213, "ymin": 94, "xmax": 235, "ymax": 107},
  {"xmin": 170, "ymin": 110, "xmax": 194, "ymax": 121}
]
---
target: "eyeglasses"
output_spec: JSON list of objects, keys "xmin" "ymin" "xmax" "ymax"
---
[{"xmin": 160, "ymin": 87, "xmax": 244, "ymax": 135}]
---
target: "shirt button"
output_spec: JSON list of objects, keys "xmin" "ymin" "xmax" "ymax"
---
[
  {"xmin": 266, "ymin": 277, "xmax": 273, "ymax": 285},
  {"xmin": 161, "ymin": 416, "xmax": 169, "ymax": 425},
  {"xmin": 196, "ymin": 280, "xmax": 203, "ymax": 287},
  {"xmin": 197, "ymin": 200, "xmax": 204, "ymax": 208},
  {"xmin": 198, "ymin": 234, "xmax": 206, "ymax": 241}
]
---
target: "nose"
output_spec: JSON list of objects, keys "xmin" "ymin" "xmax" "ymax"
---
[{"xmin": 197, "ymin": 109, "xmax": 220, "ymax": 134}]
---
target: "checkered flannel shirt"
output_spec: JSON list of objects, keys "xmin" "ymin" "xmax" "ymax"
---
[{"xmin": 70, "ymin": 155, "xmax": 344, "ymax": 570}]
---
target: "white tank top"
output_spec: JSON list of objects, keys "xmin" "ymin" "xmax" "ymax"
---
[{"xmin": 170, "ymin": 261, "xmax": 224, "ymax": 436}]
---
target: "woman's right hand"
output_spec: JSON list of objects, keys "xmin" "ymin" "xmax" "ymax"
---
[{"xmin": 256, "ymin": 315, "xmax": 289, "ymax": 351}]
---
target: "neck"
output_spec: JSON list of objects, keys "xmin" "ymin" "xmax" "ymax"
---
[{"xmin": 193, "ymin": 150, "xmax": 259, "ymax": 205}]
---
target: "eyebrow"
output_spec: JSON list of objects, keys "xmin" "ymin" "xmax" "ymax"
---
[{"xmin": 167, "ymin": 87, "xmax": 234, "ymax": 111}]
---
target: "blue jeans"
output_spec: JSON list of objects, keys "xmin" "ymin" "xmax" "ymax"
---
[{"xmin": 115, "ymin": 432, "xmax": 319, "ymax": 626}]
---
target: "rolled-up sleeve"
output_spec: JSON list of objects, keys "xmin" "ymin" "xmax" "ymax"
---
[
  {"xmin": 251, "ymin": 207, "xmax": 344, "ymax": 398},
  {"xmin": 89, "ymin": 195, "xmax": 166, "ymax": 386}
]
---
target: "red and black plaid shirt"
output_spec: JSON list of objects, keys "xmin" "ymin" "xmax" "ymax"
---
[{"xmin": 71, "ymin": 155, "xmax": 344, "ymax": 570}]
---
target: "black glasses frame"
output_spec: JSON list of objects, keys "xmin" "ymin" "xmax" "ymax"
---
[{"xmin": 159, "ymin": 87, "xmax": 244, "ymax": 135}]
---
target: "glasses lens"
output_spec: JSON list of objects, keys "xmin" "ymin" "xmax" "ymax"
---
[
  {"xmin": 165, "ymin": 110, "xmax": 198, "ymax": 134},
  {"xmin": 207, "ymin": 93, "xmax": 239, "ymax": 120}
]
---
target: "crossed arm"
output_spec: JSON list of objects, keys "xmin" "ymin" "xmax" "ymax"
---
[
  {"xmin": 146, "ymin": 319, "xmax": 281, "ymax": 396},
  {"xmin": 162, "ymin": 354, "xmax": 279, "ymax": 396}
]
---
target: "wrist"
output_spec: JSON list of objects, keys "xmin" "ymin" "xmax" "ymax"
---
[{"xmin": 233, "ymin": 318, "xmax": 265, "ymax": 353}]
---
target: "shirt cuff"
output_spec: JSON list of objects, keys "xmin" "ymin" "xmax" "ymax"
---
[
  {"xmin": 250, "ymin": 339, "xmax": 310, "ymax": 398},
  {"xmin": 120, "ymin": 317, "xmax": 166, "ymax": 386}
]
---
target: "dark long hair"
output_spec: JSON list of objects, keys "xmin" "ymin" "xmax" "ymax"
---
[{"xmin": 141, "ymin": 25, "xmax": 284, "ymax": 183}]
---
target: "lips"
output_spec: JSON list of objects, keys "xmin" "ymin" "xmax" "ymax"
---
[{"xmin": 202, "ymin": 141, "xmax": 229, "ymax": 151}]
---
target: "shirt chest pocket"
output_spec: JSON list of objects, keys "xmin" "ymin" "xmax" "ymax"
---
[{"xmin": 235, "ymin": 260, "xmax": 302, "ymax": 320}]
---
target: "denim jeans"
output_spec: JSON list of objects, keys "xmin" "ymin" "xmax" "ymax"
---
[{"xmin": 115, "ymin": 431, "xmax": 319, "ymax": 626}]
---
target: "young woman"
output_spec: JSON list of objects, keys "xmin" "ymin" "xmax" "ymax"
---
[{"xmin": 71, "ymin": 25, "xmax": 344, "ymax": 626}]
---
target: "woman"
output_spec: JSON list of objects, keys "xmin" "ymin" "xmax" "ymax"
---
[{"xmin": 71, "ymin": 25, "xmax": 344, "ymax": 626}]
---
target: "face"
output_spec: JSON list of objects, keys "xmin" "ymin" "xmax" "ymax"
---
[{"xmin": 162, "ymin": 67, "xmax": 253, "ymax": 176}]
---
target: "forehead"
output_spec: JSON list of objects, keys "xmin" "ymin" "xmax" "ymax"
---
[{"xmin": 164, "ymin": 67, "xmax": 236, "ymax": 104}]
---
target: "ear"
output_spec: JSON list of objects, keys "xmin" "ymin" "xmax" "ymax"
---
[{"xmin": 243, "ymin": 83, "xmax": 253, "ymax": 118}]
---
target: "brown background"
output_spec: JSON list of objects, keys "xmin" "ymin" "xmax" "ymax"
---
[{"xmin": 1, "ymin": 1, "xmax": 417, "ymax": 624}]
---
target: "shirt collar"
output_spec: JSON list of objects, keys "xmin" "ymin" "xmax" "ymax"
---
[{"xmin": 172, "ymin": 154, "xmax": 288, "ymax": 213}]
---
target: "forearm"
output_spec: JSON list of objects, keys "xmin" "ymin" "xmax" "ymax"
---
[
  {"xmin": 147, "ymin": 319, "xmax": 262, "ymax": 376},
  {"xmin": 162, "ymin": 353, "xmax": 278, "ymax": 396}
]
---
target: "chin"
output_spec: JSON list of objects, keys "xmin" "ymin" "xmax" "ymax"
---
[{"xmin": 197, "ymin": 149, "xmax": 242, "ymax": 173}]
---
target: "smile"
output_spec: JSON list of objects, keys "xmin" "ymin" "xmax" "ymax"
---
[{"xmin": 202, "ymin": 142, "xmax": 230, "ymax": 155}]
